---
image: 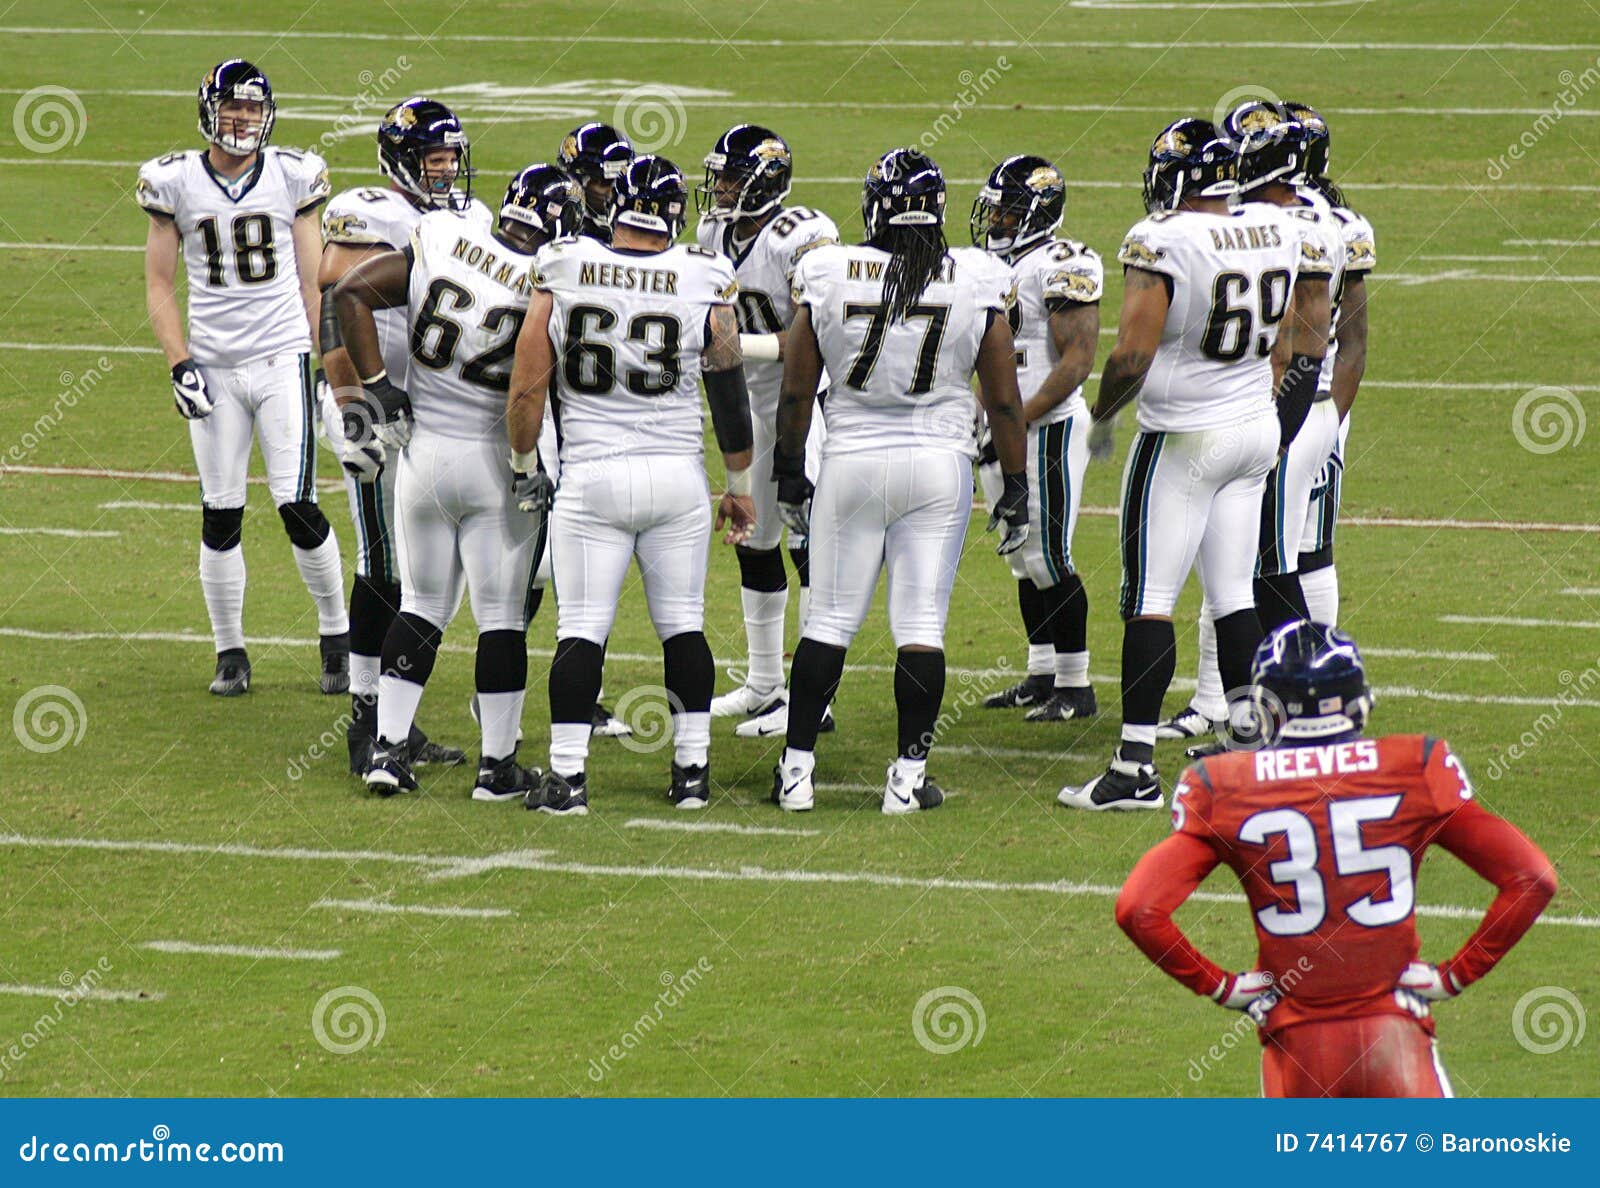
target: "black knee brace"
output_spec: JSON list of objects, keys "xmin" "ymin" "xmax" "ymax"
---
[
  {"xmin": 201, "ymin": 505, "xmax": 243, "ymax": 552},
  {"xmin": 278, "ymin": 500, "xmax": 331, "ymax": 549},
  {"xmin": 735, "ymin": 544, "xmax": 788, "ymax": 593}
]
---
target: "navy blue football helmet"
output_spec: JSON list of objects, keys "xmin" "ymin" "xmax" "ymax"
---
[
  {"xmin": 198, "ymin": 59, "xmax": 275, "ymax": 155},
  {"xmin": 1251, "ymin": 620, "xmax": 1373, "ymax": 744},
  {"xmin": 378, "ymin": 97, "xmax": 473, "ymax": 210},
  {"xmin": 970, "ymin": 154, "xmax": 1065, "ymax": 257},
  {"xmin": 1283, "ymin": 99, "xmax": 1331, "ymax": 183},
  {"xmin": 1141, "ymin": 118, "xmax": 1239, "ymax": 213},
  {"xmin": 497, "ymin": 164, "xmax": 584, "ymax": 253},
  {"xmin": 862, "ymin": 147, "xmax": 946, "ymax": 240},
  {"xmin": 697, "ymin": 124, "xmax": 793, "ymax": 222},
  {"xmin": 612, "ymin": 155, "xmax": 689, "ymax": 239},
  {"xmin": 1225, "ymin": 100, "xmax": 1310, "ymax": 194},
  {"xmin": 559, "ymin": 122, "xmax": 634, "ymax": 228}
]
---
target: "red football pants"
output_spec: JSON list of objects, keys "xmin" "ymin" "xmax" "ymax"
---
[{"xmin": 1262, "ymin": 1015, "xmax": 1452, "ymax": 1098}]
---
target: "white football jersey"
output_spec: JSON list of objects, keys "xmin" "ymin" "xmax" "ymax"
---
[
  {"xmin": 1116, "ymin": 206, "xmax": 1304, "ymax": 433},
  {"xmin": 404, "ymin": 209, "xmax": 538, "ymax": 441},
  {"xmin": 1298, "ymin": 186, "xmax": 1376, "ymax": 393},
  {"xmin": 537, "ymin": 236, "xmax": 739, "ymax": 464},
  {"xmin": 1004, "ymin": 237, "xmax": 1103, "ymax": 426},
  {"xmin": 136, "ymin": 146, "xmax": 330, "ymax": 366},
  {"xmin": 792, "ymin": 243, "xmax": 1013, "ymax": 458},
  {"xmin": 696, "ymin": 204, "xmax": 839, "ymax": 413},
  {"xmin": 324, "ymin": 186, "xmax": 427, "ymax": 383}
]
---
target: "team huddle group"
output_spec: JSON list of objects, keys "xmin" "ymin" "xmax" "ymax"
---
[{"xmin": 136, "ymin": 60, "xmax": 1563, "ymax": 1097}]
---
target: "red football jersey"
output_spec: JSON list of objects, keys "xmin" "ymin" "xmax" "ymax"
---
[{"xmin": 1173, "ymin": 734, "xmax": 1472, "ymax": 1033}]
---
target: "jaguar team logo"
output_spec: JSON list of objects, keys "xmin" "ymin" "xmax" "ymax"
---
[
  {"xmin": 1025, "ymin": 165, "xmax": 1062, "ymax": 192},
  {"xmin": 754, "ymin": 137, "xmax": 788, "ymax": 162}
]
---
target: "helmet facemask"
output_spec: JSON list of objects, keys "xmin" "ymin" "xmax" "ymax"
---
[{"xmin": 201, "ymin": 89, "xmax": 274, "ymax": 156}]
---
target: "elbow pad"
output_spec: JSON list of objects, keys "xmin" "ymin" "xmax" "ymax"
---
[
  {"xmin": 704, "ymin": 366, "xmax": 754, "ymax": 454},
  {"xmin": 319, "ymin": 282, "xmax": 343, "ymax": 352},
  {"xmin": 1275, "ymin": 353, "xmax": 1322, "ymax": 449}
]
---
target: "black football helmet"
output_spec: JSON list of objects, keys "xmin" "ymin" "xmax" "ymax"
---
[
  {"xmin": 1141, "ymin": 118, "xmax": 1239, "ymax": 213},
  {"xmin": 862, "ymin": 147, "xmax": 946, "ymax": 240},
  {"xmin": 697, "ymin": 124, "xmax": 793, "ymax": 222},
  {"xmin": 1250, "ymin": 620, "xmax": 1373, "ymax": 744},
  {"xmin": 558, "ymin": 122, "xmax": 634, "ymax": 227},
  {"xmin": 970, "ymin": 154, "xmax": 1065, "ymax": 258},
  {"xmin": 497, "ymin": 164, "xmax": 584, "ymax": 253},
  {"xmin": 1283, "ymin": 99, "xmax": 1331, "ymax": 182},
  {"xmin": 197, "ymin": 59, "xmax": 275, "ymax": 155},
  {"xmin": 612, "ymin": 155, "xmax": 690, "ymax": 239},
  {"xmin": 1225, "ymin": 100, "xmax": 1309, "ymax": 194},
  {"xmin": 378, "ymin": 97, "xmax": 474, "ymax": 211}
]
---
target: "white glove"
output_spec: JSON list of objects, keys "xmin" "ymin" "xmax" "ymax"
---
[
  {"xmin": 1212, "ymin": 969, "xmax": 1276, "ymax": 1011},
  {"xmin": 171, "ymin": 359, "xmax": 212, "ymax": 419},
  {"xmin": 1397, "ymin": 961, "xmax": 1461, "ymax": 1001}
]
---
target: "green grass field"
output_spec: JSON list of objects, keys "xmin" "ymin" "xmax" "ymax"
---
[{"xmin": 2, "ymin": 0, "xmax": 1598, "ymax": 1098}]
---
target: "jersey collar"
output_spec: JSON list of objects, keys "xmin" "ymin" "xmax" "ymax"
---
[{"xmin": 201, "ymin": 151, "xmax": 266, "ymax": 204}]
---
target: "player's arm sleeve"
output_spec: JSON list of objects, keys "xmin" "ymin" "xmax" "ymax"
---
[
  {"xmin": 1115, "ymin": 833, "xmax": 1229, "ymax": 998},
  {"xmin": 783, "ymin": 214, "xmax": 841, "ymax": 284},
  {"xmin": 1116, "ymin": 220, "xmax": 1179, "ymax": 281},
  {"xmin": 1345, "ymin": 216, "xmax": 1376, "ymax": 276},
  {"xmin": 135, "ymin": 160, "xmax": 174, "ymax": 219},
  {"xmin": 294, "ymin": 150, "xmax": 333, "ymax": 216},
  {"xmin": 1041, "ymin": 246, "xmax": 1104, "ymax": 311}
]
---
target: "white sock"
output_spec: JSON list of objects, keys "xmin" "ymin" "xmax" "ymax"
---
[
  {"xmin": 1194, "ymin": 608, "xmax": 1228, "ymax": 720},
  {"xmin": 892, "ymin": 755, "xmax": 926, "ymax": 784},
  {"xmin": 376, "ymin": 675, "xmax": 424, "ymax": 745},
  {"xmin": 1302, "ymin": 565, "xmax": 1340, "ymax": 625},
  {"xmin": 741, "ymin": 586, "xmax": 788, "ymax": 693},
  {"xmin": 550, "ymin": 722, "xmax": 591, "ymax": 777},
  {"xmin": 477, "ymin": 690, "xmax": 525, "ymax": 761},
  {"xmin": 781, "ymin": 746, "xmax": 815, "ymax": 776},
  {"xmin": 293, "ymin": 535, "xmax": 349, "ymax": 634},
  {"xmin": 673, "ymin": 710, "xmax": 710, "ymax": 768},
  {"xmin": 1027, "ymin": 643, "xmax": 1052, "ymax": 677},
  {"xmin": 199, "ymin": 543, "xmax": 246, "ymax": 653},
  {"xmin": 1055, "ymin": 650, "xmax": 1089, "ymax": 689},
  {"xmin": 1120, "ymin": 724, "xmax": 1158, "ymax": 752},
  {"xmin": 797, "ymin": 585, "xmax": 810, "ymax": 634},
  {"xmin": 351, "ymin": 653, "xmax": 380, "ymax": 701}
]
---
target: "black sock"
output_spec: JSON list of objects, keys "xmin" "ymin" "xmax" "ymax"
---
[
  {"xmin": 736, "ymin": 545, "xmax": 788, "ymax": 592},
  {"xmin": 1042, "ymin": 574, "xmax": 1088, "ymax": 663},
  {"xmin": 788, "ymin": 545, "xmax": 809, "ymax": 587},
  {"xmin": 895, "ymin": 649, "xmax": 946, "ymax": 760},
  {"xmin": 1120, "ymin": 619, "xmax": 1176, "ymax": 764},
  {"xmin": 549, "ymin": 637, "xmax": 605, "ymax": 724},
  {"xmin": 662, "ymin": 631, "xmax": 715, "ymax": 714},
  {"xmin": 786, "ymin": 638, "xmax": 847, "ymax": 752},
  {"xmin": 350, "ymin": 574, "xmax": 401, "ymax": 658},
  {"xmin": 1018, "ymin": 579, "xmax": 1049, "ymax": 647},
  {"xmin": 525, "ymin": 586, "xmax": 545, "ymax": 622},
  {"xmin": 381, "ymin": 612, "xmax": 442, "ymax": 687},
  {"xmin": 1254, "ymin": 573, "xmax": 1308, "ymax": 635},
  {"xmin": 475, "ymin": 629, "xmax": 527, "ymax": 694},
  {"xmin": 1214, "ymin": 608, "xmax": 1264, "ymax": 707}
]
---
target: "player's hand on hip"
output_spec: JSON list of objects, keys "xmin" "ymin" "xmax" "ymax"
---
[
  {"xmin": 775, "ymin": 474, "xmax": 813, "ymax": 537},
  {"xmin": 1397, "ymin": 961, "xmax": 1462, "ymax": 1001},
  {"xmin": 171, "ymin": 359, "xmax": 213, "ymax": 419},
  {"xmin": 717, "ymin": 491, "xmax": 757, "ymax": 545},
  {"xmin": 337, "ymin": 404, "xmax": 386, "ymax": 483},
  {"xmin": 362, "ymin": 373, "xmax": 413, "ymax": 450},
  {"xmin": 1213, "ymin": 969, "xmax": 1277, "ymax": 1012},
  {"xmin": 512, "ymin": 466, "xmax": 555, "ymax": 515},
  {"xmin": 976, "ymin": 426, "xmax": 999, "ymax": 467},
  {"xmin": 988, "ymin": 470, "xmax": 1029, "ymax": 556}
]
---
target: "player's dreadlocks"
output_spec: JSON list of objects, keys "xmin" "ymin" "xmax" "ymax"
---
[
  {"xmin": 875, "ymin": 220, "xmax": 949, "ymax": 324},
  {"xmin": 862, "ymin": 147, "xmax": 951, "ymax": 324}
]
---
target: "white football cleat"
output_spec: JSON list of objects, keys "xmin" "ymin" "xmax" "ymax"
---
[
  {"xmin": 770, "ymin": 760, "xmax": 815, "ymax": 812},
  {"xmin": 735, "ymin": 697, "xmax": 836, "ymax": 739},
  {"xmin": 1057, "ymin": 756, "xmax": 1163, "ymax": 811},
  {"xmin": 1156, "ymin": 704, "xmax": 1222, "ymax": 741},
  {"xmin": 882, "ymin": 761, "xmax": 945, "ymax": 815},
  {"xmin": 710, "ymin": 683, "xmax": 784, "ymax": 719}
]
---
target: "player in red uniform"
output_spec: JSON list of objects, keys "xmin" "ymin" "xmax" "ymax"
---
[{"xmin": 1116, "ymin": 621, "xmax": 1557, "ymax": 1097}]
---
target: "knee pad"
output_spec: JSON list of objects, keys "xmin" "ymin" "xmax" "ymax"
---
[
  {"xmin": 735, "ymin": 545, "xmax": 788, "ymax": 593},
  {"xmin": 278, "ymin": 500, "xmax": 331, "ymax": 549},
  {"xmin": 201, "ymin": 505, "xmax": 243, "ymax": 552}
]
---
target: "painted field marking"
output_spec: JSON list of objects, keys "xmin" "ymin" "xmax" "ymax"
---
[
  {"xmin": 4, "ymin": 831, "xmax": 1595, "ymax": 928},
  {"xmin": 1364, "ymin": 646, "xmax": 1496, "ymax": 663},
  {"xmin": 0, "ymin": 982, "xmax": 164, "ymax": 1003},
  {"xmin": 141, "ymin": 940, "xmax": 341, "ymax": 961},
  {"xmin": 1442, "ymin": 614, "xmax": 1600, "ymax": 630},
  {"xmin": 0, "ymin": 242, "xmax": 141, "ymax": 253},
  {"xmin": 1505, "ymin": 239, "xmax": 1600, "ymax": 247},
  {"xmin": 0, "ymin": 526, "xmax": 119, "ymax": 538},
  {"xmin": 98, "ymin": 500, "xmax": 192, "ymax": 512},
  {"xmin": 623, "ymin": 818, "xmax": 820, "ymax": 838},
  {"xmin": 313, "ymin": 898, "xmax": 513, "ymax": 920},
  {"xmin": 1560, "ymin": 588, "xmax": 1600, "ymax": 596},
  {"xmin": 942, "ymin": 744, "xmax": 1098, "ymax": 762},
  {"xmin": 0, "ymin": 341, "xmax": 161, "ymax": 354}
]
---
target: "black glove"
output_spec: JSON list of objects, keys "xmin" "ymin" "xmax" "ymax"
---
[
  {"xmin": 987, "ymin": 470, "xmax": 1029, "ymax": 556},
  {"xmin": 171, "ymin": 359, "xmax": 212, "ymax": 419},
  {"xmin": 976, "ymin": 426, "xmax": 998, "ymax": 467},
  {"xmin": 513, "ymin": 465, "xmax": 555, "ymax": 515},
  {"xmin": 773, "ymin": 446, "xmax": 813, "ymax": 536},
  {"xmin": 362, "ymin": 373, "xmax": 413, "ymax": 449}
]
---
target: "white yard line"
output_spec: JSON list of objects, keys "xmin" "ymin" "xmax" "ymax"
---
[
  {"xmin": 1076, "ymin": 504, "xmax": 1600, "ymax": 533},
  {"xmin": 0, "ymin": 982, "xmax": 164, "ymax": 1002},
  {"xmin": 0, "ymin": 526, "xmax": 118, "ymax": 538},
  {"xmin": 623, "ymin": 818, "xmax": 821, "ymax": 837},
  {"xmin": 313, "ymin": 898, "xmax": 513, "ymax": 919},
  {"xmin": 1559, "ymin": 588, "xmax": 1600, "ymax": 597},
  {"xmin": 1363, "ymin": 647, "xmax": 1495, "ymax": 663},
  {"xmin": 0, "ymin": 242, "xmax": 141, "ymax": 252},
  {"xmin": 1505, "ymin": 239, "xmax": 1600, "ymax": 247},
  {"xmin": 97, "ymin": 500, "xmax": 192, "ymax": 511},
  {"xmin": 141, "ymin": 940, "xmax": 341, "ymax": 961},
  {"xmin": 0, "ymin": 341, "xmax": 161, "ymax": 354},
  {"xmin": 3, "ymin": 463, "xmax": 338, "ymax": 491},
  {"xmin": 1442, "ymin": 614, "xmax": 1600, "ymax": 630},
  {"xmin": 3, "ymin": 831, "xmax": 1594, "ymax": 928},
  {"xmin": 942, "ymin": 744, "xmax": 1098, "ymax": 761}
]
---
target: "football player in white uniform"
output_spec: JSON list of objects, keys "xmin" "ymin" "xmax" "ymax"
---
[
  {"xmin": 695, "ymin": 124, "xmax": 841, "ymax": 736},
  {"xmin": 140, "ymin": 59, "xmax": 347, "ymax": 696},
  {"xmin": 970, "ymin": 155, "xmax": 1102, "ymax": 723},
  {"xmin": 771, "ymin": 148, "xmax": 1030, "ymax": 815},
  {"xmin": 333, "ymin": 166, "xmax": 584, "ymax": 801},
  {"xmin": 317, "ymin": 97, "xmax": 478, "ymax": 774},
  {"xmin": 558, "ymin": 122, "xmax": 634, "ymax": 245},
  {"xmin": 1058, "ymin": 118, "xmax": 1317, "ymax": 811},
  {"xmin": 508, "ymin": 156, "xmax": 757, "ymax": 816}
]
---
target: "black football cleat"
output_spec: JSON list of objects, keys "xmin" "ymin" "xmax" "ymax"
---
[
  {"xmin": 319, "ymin": 632, "xmax": 350, "ymax": 695},
  {"xmin": 668, "ymin": 762, "xmax": 710, "ymax": 810},
  {"xmin": 364, "ymin": 738, "xmax": 418, "ymax": 796},
  {"xmin": 591, "ymin": 701, "xmax": 632, "ymax": 738},
  {"xmin": 1057, "ymin": 756, "xmax": 1162, "ymax": 811},
  {"xmin": 983, "ymin": 673, "xmax": 1052, "ymax": 709},
  {"xmin": 526, "ymin": 769, "xmax": 589, "ymax": 816},
  {"xmin": 209, "ymin": 649, "xmax": 251, "ymax": 697},
  {"xmin": 1024, "ymin": 685, "xmax": 1099, "ymax": 722},
  {"xmin": 408, "ymin": 724, "xmax": 466, "ymax": 768},
  {"xmin": 472, "ymin": 752, "xmax": 541, "ymax": 803},
  {"xmin": 1157, "ymin": 704, "xmax": 1221, "ymax": 741}
]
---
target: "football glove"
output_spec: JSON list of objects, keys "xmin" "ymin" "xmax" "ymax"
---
[
  {"xmin": 1088, "ymin": 413, "xmax": 1117, "ymax": 462},
  {"xmin": 1397, "ymin": 961, "xmax": 1462, "ymax": 1001},
  {"xmin": 987, "ymin": 470, "xmax": 1029, "ymax": 556},
  {"xmin": 1213, "ymin": 969, "xmax": 1277, "ymax": 1011},
  {"xmin": 773, "ymin": 446, "xmax": 813, "ymax": 536},
  {"xmin": 976, "ymin": 426, "xmax": 998, "ymax": 468},
  {"xmin": 338, "ymin": 404, "xmax": 385, "ymax": 483},
  {"xmin": 362, "ymin": 373, "xmax": 413, "ymax": 450},
  {"xmin": 171, "ymin": 359, "xmax": 212, "ymax": 419},
  {"xmin": 512, "ymin": 465, "xmax": 555, "ymax": 515}
]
